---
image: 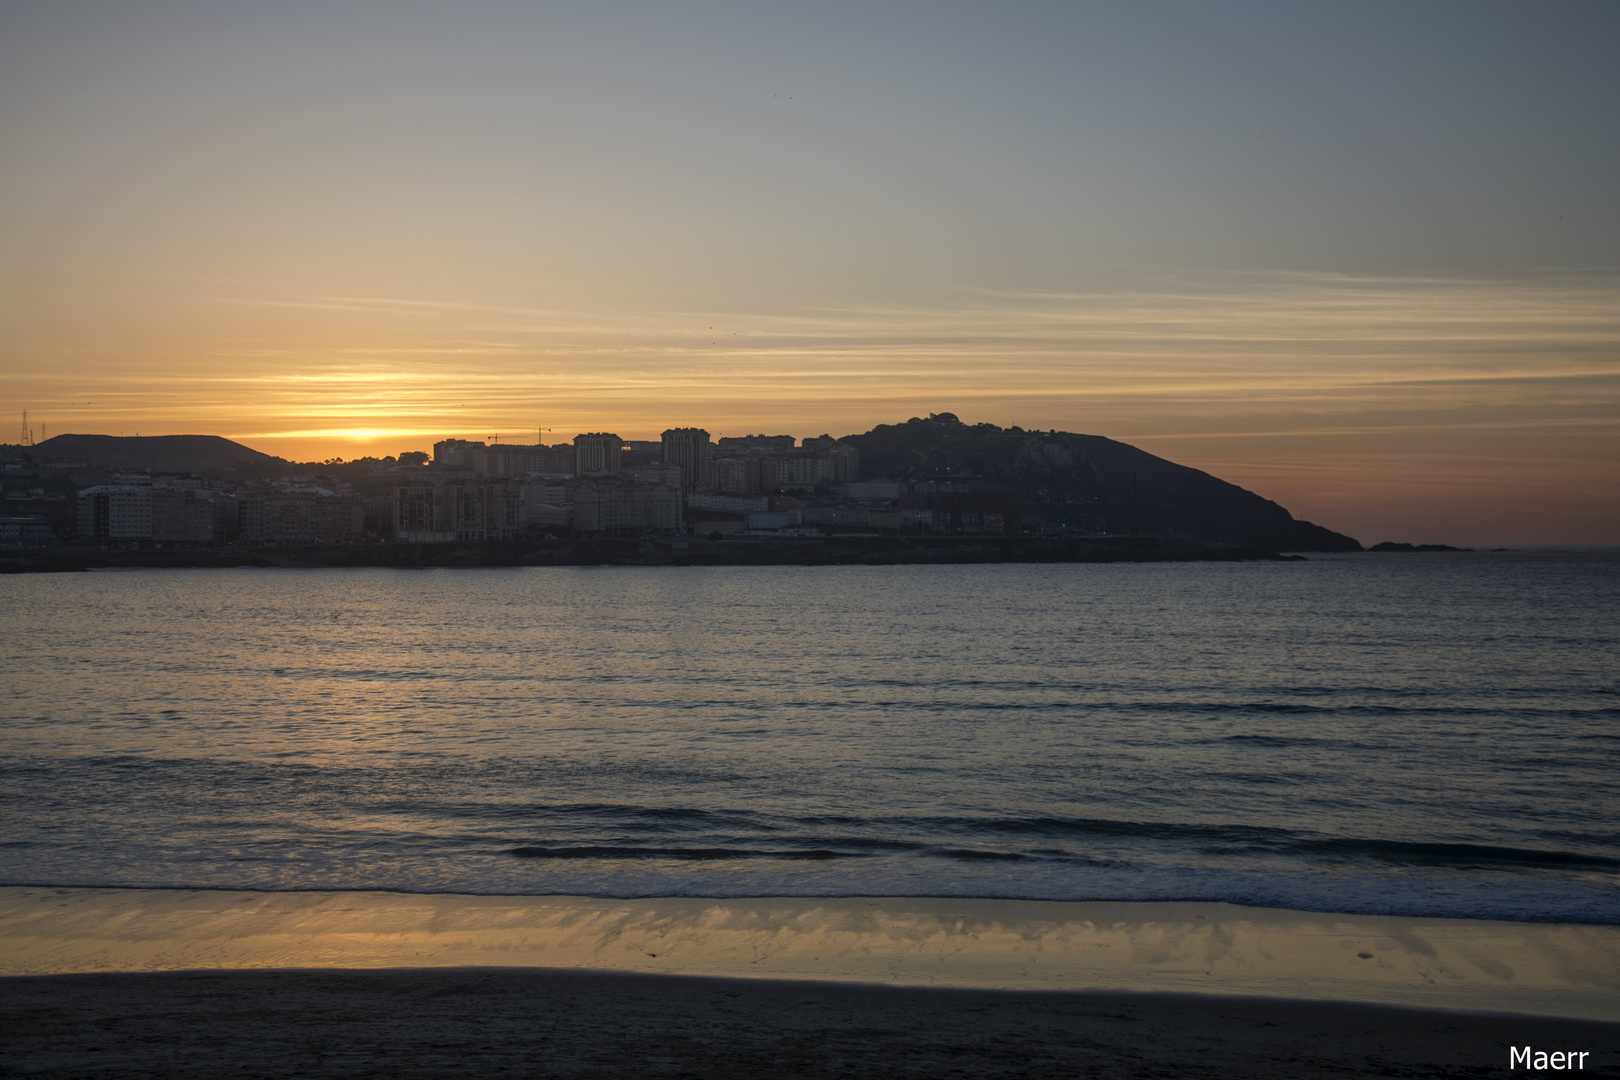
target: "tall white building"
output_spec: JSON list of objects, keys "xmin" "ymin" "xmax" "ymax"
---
[
  {"xmin": 660, "ymin": 428, "xmax": 711, "ymax": 492},
  {"xmin": 76, "ymin": 485, "xmax": 153, "ymax": 541}
]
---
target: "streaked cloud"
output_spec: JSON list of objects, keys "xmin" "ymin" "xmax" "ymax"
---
[{"xmin": 7, "ymin": 271, "xmax": 1616, "ymax": 540}]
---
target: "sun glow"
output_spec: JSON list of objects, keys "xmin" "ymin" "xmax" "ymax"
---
[
  {"xmin": 7, "ymin": 273, "xmax": 1619, "ymax": 542},
  {"xmin": 230, "ymin": 428, "xmax": 454, "ymax": 444}
]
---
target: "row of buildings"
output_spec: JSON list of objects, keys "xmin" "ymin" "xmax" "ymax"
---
[
  {"xmin": 43, "ymin": 428, "xmax": 1015, "ymax": 547},
  {"xmin": 69, "ymin": 472, "xmax": 687, "ymax": 545},
  {"xmin": 430, "ymin": 428, "xmax": 860, "ymax": 496},
  {"xmin": 76, "ymin": 475, "xmax": 365, "ymax": 545}
]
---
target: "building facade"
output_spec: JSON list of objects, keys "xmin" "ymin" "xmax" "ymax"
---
[
  {"xmin": 574, "ymin": 433, "xmax": 623, "ymax": 476},
  {"xmin": 393, "ymin": 478, "xmax": 524, "ymax": 542},
  {"xmin": 704, "ymin": 439, "xmax": 859, "ymax": 495},
  {"xmin": 571, "ymin": 478, "xmax": 682, "ymax": 535},
  {"xmin": 76, "ymin": 484, "xmax": 235, "ymax": 544},
  {"xmin": 76, "ymin": 485, "xmax": 153, "ymax": 541},
  {"xmin": 716, "ymin": 434, "xmax": 796, "ymax": 452},
  {"xmin": 434, "ymin": 439, "xmax": 572, "ymax": 478},
  {"xmin": 660, "ymin": 428, "xmax": 712, "ymax": 492},
  {"xmin": 238, "ymin": 487, "xmax": 364, "ymax": 545}
]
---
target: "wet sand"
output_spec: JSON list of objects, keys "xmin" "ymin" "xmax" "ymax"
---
[
  {"xmin": 2, "ymin": 888, "xmax": 1617, "ymax": 1077},
  {"xmin": 5, "ymin": 887, "xmax": 1619, "ymax": 1018}
]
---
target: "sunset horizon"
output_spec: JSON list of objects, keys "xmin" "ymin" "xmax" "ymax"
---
[{"xmin": 3, "ymin": 5, "xmax": 1617, "ymax": 1076}]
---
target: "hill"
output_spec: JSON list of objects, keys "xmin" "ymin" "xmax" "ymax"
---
[
  {"xmin": 26, "ymin": 434, "xmax": 277, "ymax": 477},
  {"xmin": 13, "ymin": 421, "xmax": 1360, "ymax": 551},
  {"xmin": 843, "ymin": 414, "xmax": 1360, "ymax": 551}
]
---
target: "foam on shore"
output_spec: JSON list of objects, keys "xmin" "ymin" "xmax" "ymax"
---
[{"xmin": 3, "ymin": 887, "xmax": 1616, "ymax": 1020}]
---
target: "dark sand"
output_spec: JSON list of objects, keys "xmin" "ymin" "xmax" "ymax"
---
[{"xmin": 2, "ymin": 967, "xmax": 1615, "ymax": 1079}]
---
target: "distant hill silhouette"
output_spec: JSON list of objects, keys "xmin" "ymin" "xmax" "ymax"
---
[
  {"xmin": 843, "ymin": 414, "xmax": 1361, "ymax": 552},
  {"xmin": 19, "ymin": 421, "xmax": 1360, "ymax": 551},
  {"xmin": 29, "ymin": 434, "xmax": 277, "ymax": 476}
]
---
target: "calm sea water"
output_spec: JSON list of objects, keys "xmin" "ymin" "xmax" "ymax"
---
[{"xmin": 2, "ymin": 552, "xmax": 1617, "ymax": 923}]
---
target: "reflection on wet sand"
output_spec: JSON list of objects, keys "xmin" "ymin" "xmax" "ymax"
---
[{"xmin": 4, "ymin": 887, "xmax": 1616, "ymax": 1020}]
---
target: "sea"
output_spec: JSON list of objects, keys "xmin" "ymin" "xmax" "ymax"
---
[{"xmin": 2, "ymin": 550, "xmax": 1617, "ymax": 925}]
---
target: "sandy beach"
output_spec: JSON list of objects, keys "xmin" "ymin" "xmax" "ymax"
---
[
  {"xmin": 3, "ymin": 887, "xmax": 1617, "ymax": 1076},
  {"xmin": 6, "ymin": 966, "xmax": 1618, "ymax": 1079}
]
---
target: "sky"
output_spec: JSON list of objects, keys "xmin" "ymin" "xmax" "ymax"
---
[{"xmin": 1, "ymin": 0, "xmax": 1616, "ymax": 544}]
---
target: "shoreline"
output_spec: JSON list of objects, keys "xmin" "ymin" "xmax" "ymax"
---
[
  {"xmin": 0, "ymin": 535, "xmax": 1306, "ymax": 573},
  {"xmin": 5, "ymin": 887, "xmax": 1616, "ymax": 1021}
]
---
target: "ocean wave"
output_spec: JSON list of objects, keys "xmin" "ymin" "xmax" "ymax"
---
[
  {"xmin": 509, "ymin": 846, "xmax": 858, "ymax": 861},
  {"xmin": 1297, "ymin": 838, "xmax": 1620, "ymax": 870},
  {"xmin": 6, "ymin": 555, "xmax": 1618, "ymax": 928}
]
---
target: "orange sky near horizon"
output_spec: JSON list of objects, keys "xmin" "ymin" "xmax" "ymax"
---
[{"xmin": 7, "ymin": 273, "xmax": 1617, "ymax": 546}]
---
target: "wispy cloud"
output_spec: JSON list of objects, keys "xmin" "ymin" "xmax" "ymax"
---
[{"xmin": 8, "ymin": 270, "xmax": 1617, "ymax": 539}]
